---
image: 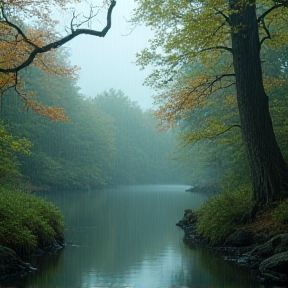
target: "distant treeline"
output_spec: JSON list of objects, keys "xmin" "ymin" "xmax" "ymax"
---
[{"xmin": 0, "ymin": 65, "xmax": 184, "ymax": 190}]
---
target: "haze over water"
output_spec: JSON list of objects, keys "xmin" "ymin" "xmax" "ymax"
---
[{"xmin": 2, "ymin": 185, "xmax": 262, "ymax": 288}]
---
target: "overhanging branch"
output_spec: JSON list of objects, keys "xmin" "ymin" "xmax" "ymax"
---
[
  {"xmin": 0, "ymin": 7, "xmax": 40, "ymax": 49},
  {"xmin": 205, "ymin": 73, "xmax": 235, "ymax": 93},
  {"xmin": 200, "ymin": 46, "xmax": 233, "ymax": 53},
  {"xmin": 176, "ymin": 73, "xmax": 235, "ymax": 113},
  {"xmin": 257, "ymin": 4, "xmax": 284, "ymax": 21},
  {"xmin": 259, "ymin": 16, "xmax": 271, "ymax": 46},
  {"xmin": 257, "ymin": 3, "xmax": 286, "ymax": 46},
  {"xmin": 0, "ymin": 0, "xmax": 116, "ymax": 74},
  {"xmin": 206, "ymin": 124, "xmax": 241, "ymax": 140},
  {"xmin": 215, "ymin": 9, "xmax": 231, "ymax": 25}
]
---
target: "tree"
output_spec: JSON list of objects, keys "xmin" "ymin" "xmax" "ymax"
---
[
  {"xmin": 175, "ymin": 90, "xmax": 245, "ymax": 188},
  {"xmin": 229, "ymin": 0, "xmax": 288, "ymax": 218},
  {"xmin": 94, "ymin": 89, "xmax": 184, "ymax": 185},
  {"xmin": 1, "ymin": 63, "xmax": 116, "ymax": 190},
  {"xmin": 0, "ymin": 0, "xmax": 116, "ymax": 119},
  {"xmin": 132, "ymin": 0, "xmax": 288, "ymax": 218}
]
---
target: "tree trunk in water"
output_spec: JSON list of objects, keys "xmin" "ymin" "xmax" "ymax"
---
[{"xmin": 229, "ymin": 0, "xmax": 288, "ymax": 219}]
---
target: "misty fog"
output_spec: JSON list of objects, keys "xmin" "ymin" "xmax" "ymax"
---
[{"xmin": 0, "ymin": 0, "xmax": 277, "ymax": 287}]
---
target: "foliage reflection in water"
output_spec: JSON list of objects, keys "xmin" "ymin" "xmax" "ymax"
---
[{"xmin": 1, "ymin": 185, "xmax": 263, "ymax": 288}]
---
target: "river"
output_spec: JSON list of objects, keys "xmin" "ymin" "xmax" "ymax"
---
[{"xmin": 2, "ymin": 185, "xmax": 263, "ymax": 288}]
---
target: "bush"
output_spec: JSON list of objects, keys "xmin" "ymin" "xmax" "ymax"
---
[
  {"xmin": 272, "ymin": 198, "xmax": 288, "ymax": 225},
  {"xmin": 0, "ymin": 188, "xmax": 64, "ymax": 256},
  {"xmin": 196, "ymin": 187, "xmax": 252, "ymax": 243}
]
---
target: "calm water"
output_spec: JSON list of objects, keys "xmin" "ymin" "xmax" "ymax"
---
[{"xmin": 2, "ymin": 185, "xmax": 263, "ymax": 288}]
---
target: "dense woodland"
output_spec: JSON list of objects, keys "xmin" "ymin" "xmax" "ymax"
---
[
  {"xmin": 0, "ymin": 0, "xmax": 288, "ymax": 199},
  {"xmin": 173, "ymin": 45, "xmax": 288, "ymax": 190},
  {"xmin": 131, "ymin": 0, "xmax": 288, "ymax": 256},
  {"xmin": 133, "ymin": 0, "xmax": 288, "ymax": 217},
  {"xmin": 1, "ymin": 1, "xmax": 288, "ymax": 279},
  {"xmin": 0, "ymin": 60, "xmax": 185, "ymax": 190}
]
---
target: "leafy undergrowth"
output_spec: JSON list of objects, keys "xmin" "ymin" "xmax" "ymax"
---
[
  {"xmin": 0, "ymin": 188, "xmax": 64, "ymax": 257},
  {"xmin": 196, "ymin": 187, "xmax": 252, "ymax": 243},
  {"xmin": 196, "ymin": 187, "xmax": 288, "ymax": 244}
]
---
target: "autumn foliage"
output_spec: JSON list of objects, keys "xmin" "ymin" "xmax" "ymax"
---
[{"xmin": 0, "ymin": 0, "xmax": 116, "ymax": 120}]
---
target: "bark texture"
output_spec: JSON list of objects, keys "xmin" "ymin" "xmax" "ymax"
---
[{"xmin": 229, "ymin": 0, "xmax": 288, "ymax": 217}]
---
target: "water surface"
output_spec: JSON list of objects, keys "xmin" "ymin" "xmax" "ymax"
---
[{"xmin": 2, "ymin": 185, "xmax": 262, "ymax": 288}]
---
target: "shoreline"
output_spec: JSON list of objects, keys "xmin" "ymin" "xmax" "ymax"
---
[
  {"xmin": 0, "ymin": 242, "xmax": 65, "ymax": 282},
  {"xmin": 177, "ymin": 209, "xmax": 288, "ymax": 287}
]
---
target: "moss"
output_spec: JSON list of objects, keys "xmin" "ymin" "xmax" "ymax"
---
[
  {"xmin": 196, "ymin": 187, "xmax": 252, "ymax": 243},
  {"xmin": 0, "ymin": 188, "xmax": 64, "ymax": 256}
]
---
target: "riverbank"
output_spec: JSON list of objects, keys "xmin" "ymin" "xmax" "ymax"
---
[
  {"xmin": 0, "ymin": 242, "xmax": 64, "ymax": 282},
  {"xmin": 0, "ymin": 188, "xmax": 65, "ymax": 280},
  {"xmin": 177, "ymin": 209, "xmax": 288, "ymax": 286}
]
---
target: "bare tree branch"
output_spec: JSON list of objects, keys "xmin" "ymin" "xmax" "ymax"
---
[
  {"xmin": 70, "ymin": 3, "xmax": 104, "ymax": 31},
  {"xmin": 174, "ymin": 73, "xmax": 235, "ymax": 114},
  {"xmin": 200, "ymin": 46, "xmax": 232, "ymax": 53},
  {"xmin": 204, "ymin": 124, "xmax": 241, "ymax": 140},
  {"xmin": 259, "ymin": 16, "xmax": 271, "ymax": 46},
  {"xmin": 257, "ymin": 4, "xmax": 284, "ymax": 21},
  {"xmin": 215, "ymin": 9, "xmax": 231, "ymax": 25},
  {"xmin": 256, "ymin": 3, "xmax": 288, "ymax": 47},
  {"xmin": 0, "ymin": 0, "xmax": 116, "ymax": 74},
  {"xmin": 203, "ymin": 73, "xmax": 235, "ymax": 93}
]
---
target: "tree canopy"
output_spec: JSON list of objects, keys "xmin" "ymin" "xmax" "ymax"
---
[
  {"xmin": 0, "ymin": 53, "xmax": 184, "ymax": 189},
  {"xmin": 0, "ymin": 0, "xmax": 116, "ymax": 120},
  {"xmin": 132, "ymin": 0, "xmax": 288, "ymax": 122},
  {"xmin": 132, "ymin": 0, "xmax": 288, "ymax": 217}
]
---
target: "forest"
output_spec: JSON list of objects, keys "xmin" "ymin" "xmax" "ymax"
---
[
  {"xmin": 1, "ymin": 0, "xmax": 288, "ymax": 285},
  {"xmin": 132, "ymin": 0, "xmax": 288, "ymax": 214},
  {"xmin": 0, "ymin": 65, "xmax": 184, "ymax": 191}
]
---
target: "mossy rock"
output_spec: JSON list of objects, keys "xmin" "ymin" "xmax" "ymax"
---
[{"xmin": 259, "ymin": 251, "xmax": 288, "ymax": 284}]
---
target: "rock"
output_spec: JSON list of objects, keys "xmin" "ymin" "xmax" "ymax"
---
[
  {"xmin": 176, "ymin": 219, "xmax": 186, "ymax": 228},
  {"xmin": 0, "ymin": 246, "xmax": 33, "ymax": 278},
  {"xmin": 250, "ymin": 233, "xmax": 288, "ymax": 258},
  {"xmin": 237, "ymin": 253, "xmax": 260, "ymax": 268},
  {"xmin": 259, "ymin": 251, "xmax": 288, "ymax": 283},
  {"xmin": 224, "ymin": 230, "xmax": 253, "ymax": 247},
  {"xmin": 176, "ymin": 210, "xmax": 197, "ymax": 228},
  {"xmin": 177, "ymin": 209, "xmax": 288, "ymax": 286}
]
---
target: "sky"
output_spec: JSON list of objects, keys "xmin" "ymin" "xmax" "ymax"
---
[{"xmin": 66, "ymin": 1, "xmax": 155, "ymax": 110}]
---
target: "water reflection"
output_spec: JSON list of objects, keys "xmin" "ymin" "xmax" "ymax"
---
[{"xmin": 1, "ymin": 185, "xmax": 263, "ymax": 288}]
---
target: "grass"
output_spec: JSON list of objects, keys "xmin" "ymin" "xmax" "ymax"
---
[{"xmin": 0, "ymin": 187, "xmax": 64, "ymax": 256}]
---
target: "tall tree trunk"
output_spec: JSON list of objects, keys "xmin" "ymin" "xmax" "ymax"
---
[{"xmin": 229, "ymin": 0, "xmax": 288, "ymax": 218}]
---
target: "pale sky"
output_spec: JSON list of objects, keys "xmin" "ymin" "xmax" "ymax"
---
[{"xmin": 66, "ymin": 1, "xmax": 155, "ymax": 109}]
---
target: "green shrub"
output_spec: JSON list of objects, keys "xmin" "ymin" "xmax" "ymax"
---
[
  {"xmin": 196, "ymin": 187, "xmax": 252, "ymax": 243},
  {"xmin": 272, "ymin": 198, "xmax": 288, "ymax": 225},
  {"xmin": 0, "ymin": 188, "xmax": 64, "ymax": 256}
]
